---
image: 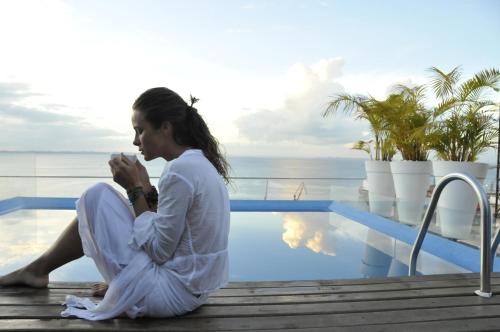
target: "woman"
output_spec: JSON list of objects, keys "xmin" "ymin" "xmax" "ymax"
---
[{"xmin": 0, "ymin": 87, "xmax": 231, "ymax": 320}]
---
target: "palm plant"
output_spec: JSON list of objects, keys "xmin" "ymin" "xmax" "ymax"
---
[
  {"xmin": 378, "ymin": 85, "xmax": 433, "ymax": 161},
  {"xmin": 351, "ymin": 140, "xmax": 372, "ymax": 158},
  {"xmin": 428, "ymin": 66, "xmax": 500, "ymax": 161},
  {"xmin": 323, "ymin": 94, "xmax": 396, "ymax": 161},
  {"xmin": 430, "ymin": 107, "xmax": 498, "ymax": 161}
]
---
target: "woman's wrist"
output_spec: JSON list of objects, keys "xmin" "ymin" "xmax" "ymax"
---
[
  {"xmin": 126, "ymin": 181, "xmax": 144, "ymax": 192},
  {"xmin": 127, "ymin": 186, "xmax": 145, "ymax": 205},
  {"xmin": 142, "ymin": 183, "xmax": 153, "ymax": 193}
]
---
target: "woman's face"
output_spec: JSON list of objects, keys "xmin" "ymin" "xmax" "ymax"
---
[{"xmin": 132, "ymin": 110, "xmax": 167, "ymax": 161}]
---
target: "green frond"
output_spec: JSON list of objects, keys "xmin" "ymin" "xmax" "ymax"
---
[
  {"xmin": 467, "ymin": 100, "xmax": 497, "ymax": 113},
  {"xmin": 393, "ymin": 84, "xmax": 427, "ymax": 106},
  {"xmin": 427, "ymin": 66, "xmax": 462, "ymax": 100},
  {"xmin": 351, "ymin": 140, "xmax": 373, "ymax": 158},
  {"xmin": 434, "ymin": 97, "xmax": 458, "ymax": 118},
  {"xmin": 473, "ymin": 68, "xmax": 500, "ymax": 92},
  {"xmin": 457, "ymin": 68, "xmax": 500, "ymax": 102},
  {"xmin": 323, "ymin": 93, "xmax": 368, "ymax": 117}
]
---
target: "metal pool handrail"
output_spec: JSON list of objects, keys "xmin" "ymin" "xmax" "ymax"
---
[{"xmin": 409, "ymin": 173, "xmax": 493, "ymax": 298}]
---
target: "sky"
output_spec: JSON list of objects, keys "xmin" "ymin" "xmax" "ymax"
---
[{"xmin": 0, "ymin": 0, "xmax": 499, "ymax": 159}]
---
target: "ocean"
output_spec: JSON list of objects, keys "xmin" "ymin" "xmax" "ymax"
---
[
  {"xmin": 0, "ymin": 151, "xmax": 497, "ymax": 202},
  {"xmin": 0, "ymin": 151, "xmax": 369, "ymax": 202}
]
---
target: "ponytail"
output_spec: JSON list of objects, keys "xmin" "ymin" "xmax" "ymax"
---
[
  {"xmin": 184, "ymin": 98, "xmax": 231, "ymax": 183},
  {"xmin": 133, "ymin": 87, "xmax": 231, "ymax": 183}
]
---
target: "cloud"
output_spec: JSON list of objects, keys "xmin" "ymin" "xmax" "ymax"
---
[
  {"xmin": 282, "ymin": 213, "xmax": 338, "ymax": 256},
  {"xmin": 1, "ymin": 103, "xmax": 79, "ymax": 124},
  {"xmin": 235, "ymin": 58, "xmax": 368, "ymax": 146},
  {"xmin": 0, "ymin": 82, "xmax": 41, "ymax": 102},
  {"xmin": 336, "ymin": 72, "xmax": 428, "ymax": 100},
  {"xmin": 0, "ymin": 82, "xmax": 130, "ymax": 152}
]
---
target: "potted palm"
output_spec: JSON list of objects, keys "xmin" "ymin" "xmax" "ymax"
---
[
  {"xmin": 324, "ymin": 94, "xmax": 397, "ymax": 217},
  {"xmin": 428, "ymin": 66, "xmax": 500, "ymax": 239},
  {"xmin": 383, "ymin": 86, "xmax": 434, "ymax": 225}
]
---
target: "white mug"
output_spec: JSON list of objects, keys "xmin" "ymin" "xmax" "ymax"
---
[{"xmin": 110, "ymin": 153, "xmax": 137, "ymax": 163}]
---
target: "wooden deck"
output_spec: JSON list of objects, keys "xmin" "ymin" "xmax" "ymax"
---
[{"xmin": 1, "ymin": 273, "xmax": 500, "ymax": 331}]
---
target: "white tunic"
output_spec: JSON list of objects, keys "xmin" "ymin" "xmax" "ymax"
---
[{"xmin": 61, "ymin": 149, "xmax": 230, "ymax": 320}]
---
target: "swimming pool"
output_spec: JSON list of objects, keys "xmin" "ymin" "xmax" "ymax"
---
[{"xmin": 2, "ymin": 197, "xmax": 496, "ymax": 282}]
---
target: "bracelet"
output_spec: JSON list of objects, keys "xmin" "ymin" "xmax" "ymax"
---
[
  {"xmin": 127, "ymin": 186, "xmax": 144, "ymax": 205},
  {"xmin": 144, "ymin": 186, "xmax": 158, "ymax": 208}
]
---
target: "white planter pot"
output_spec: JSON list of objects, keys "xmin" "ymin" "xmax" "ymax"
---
[
  {"xmin": 361, "ymin": 244, "xmax": 391, "ymax": 278},
  {"xmin": 387, "ymin": 258, "xmax": 408, "ymax": 277},
  {"xmin": 390, "ymin": 161, "xmax": 432, "ymax": 225},
  {"xmin": 432, "ymin": 161, "xmax": 488, "ymax": 239},
  {"xmin": 365, "ymin": 160, "xmax": 395, "ymax": 217}
]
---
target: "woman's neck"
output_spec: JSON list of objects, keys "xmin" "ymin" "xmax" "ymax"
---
[{"xmin": 165, "ymin": 145, "xmax": 193, "ymax": 161}]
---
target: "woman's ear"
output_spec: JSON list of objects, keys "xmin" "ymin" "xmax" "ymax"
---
[{"xmin": 161, "ymin": 121, "xmax": 172, "ymax": 137}]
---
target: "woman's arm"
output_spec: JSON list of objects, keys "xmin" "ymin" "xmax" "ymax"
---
[
  {"xmin": 108, "ymin": 154, "xmax": 155, "ymax": 216},
  {"xmin": 130, "ymin": 173, "xmax": 193, "ymax": 265},
  {"xmin": 127, "ymin": 187, "xmax": 151, "ymax": 217},
  {"xmin": 134, "ymin": 160, "xmax": 158, "ymax": 213}
]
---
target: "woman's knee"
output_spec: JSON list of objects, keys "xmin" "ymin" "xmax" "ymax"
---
[
  {"xmin": 82, "ymin": 183, "xmax": 115, "ymax": 205},
  {"xmin": 82, "ymin": 183, "xmax": 131, "ymax": 219}
]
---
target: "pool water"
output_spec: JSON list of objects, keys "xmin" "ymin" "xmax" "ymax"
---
[{"xmin": 0, "ymin": 210, "xmax": 467, "ymax": 282}]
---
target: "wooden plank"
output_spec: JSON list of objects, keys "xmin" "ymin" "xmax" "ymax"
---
[
  {"xmin": 1, "ymin": 295, "xmax": 500, "ymax": 319},
  {"xmin": 211, "ymin": 279, "xmax": 500, "ymax": 296},
  {"xmin": 9, "ymin": 278, "xmax": 500, "ymax": 298},
  {"xmin": 189, "ymin": 295, "xmax": 500, "ymax": 318},
  {"xmin": 254, "ymin": 317, "xmax": 500, "ymax": 332},
  {"xmin": 0, "ymin": 284, "xmax": 493, "ymax": 306},
  {"xmin": 46, "ymin": 272, "xmax": 500, "ymax": 289},
  {"xmin": 0, "ymin": 288, "xmax": 92, "ymax": 296},
  {"xmin": 205, "ymin": 287, "xmax": 499, "ymax": 305},
  {"xmin": 2, "ymin": 305, "xmax": 500, "ymax": 330},
  {"xmin": 0, "ymin": 286, "xmax": 498, "ymax": 306},
  {"xmin": 220, "ymin": 272, "xmax": 500, "ymax": 288}
]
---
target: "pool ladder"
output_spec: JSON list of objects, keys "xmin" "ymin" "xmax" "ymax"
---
[{"xmin": 409, "ymin": 173, "xmax": 500, "ymax": 298}]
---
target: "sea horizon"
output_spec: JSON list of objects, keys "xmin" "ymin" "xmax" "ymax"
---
[{"xmin": 0, "ymin": 149, "xmax": 371, "ymax": 161}]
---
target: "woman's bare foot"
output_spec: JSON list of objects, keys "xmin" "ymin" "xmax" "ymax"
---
[
  {"xmin": 91, "ymin": 282, "xmax": 108, "ymax": 297},
  {"xmin": 0, "ymin": 266, "xmax": 49, "ymax": 288}
]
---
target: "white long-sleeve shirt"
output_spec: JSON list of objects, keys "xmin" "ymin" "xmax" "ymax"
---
[{"xmin": 130, "ymin": 149, "xmax": 230, "ymax": 294}]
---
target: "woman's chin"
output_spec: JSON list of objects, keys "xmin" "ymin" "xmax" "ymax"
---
[{"xmin": 143, "ymin": 154, "xmax": 158, "ymax": 162}]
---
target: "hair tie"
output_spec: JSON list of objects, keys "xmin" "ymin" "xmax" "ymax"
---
[{"xmin": 189, "ymin": 94, "xmax": 199, "ymax": 109}]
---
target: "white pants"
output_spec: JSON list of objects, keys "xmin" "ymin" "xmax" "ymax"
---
[{"xmin": 61, "ymin": 183, "xmax": 206, "ymax": 320}]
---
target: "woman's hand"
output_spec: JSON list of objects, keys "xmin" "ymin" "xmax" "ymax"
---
[
  {"xmin": 108, "ymin": 154, "xmax": 142, "ymax": 191},
  {"xmin": 135, "ymin": 159, "xmax": 152, "ymax": 192}
]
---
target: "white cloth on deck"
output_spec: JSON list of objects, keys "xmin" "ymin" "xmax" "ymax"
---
[{"xmin": 61, "ymin": 149, "xmax": 230, "ymax": 320}]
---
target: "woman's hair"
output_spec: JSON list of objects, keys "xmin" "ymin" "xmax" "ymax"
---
[{"xmin": 132, "ymin": 87, "xmax": 230, "ymax": 183}]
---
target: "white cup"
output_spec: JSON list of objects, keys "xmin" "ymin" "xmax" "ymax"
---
[{"xmin": 110, "ymin": 153, "xmax": 137, "ymax": 163}]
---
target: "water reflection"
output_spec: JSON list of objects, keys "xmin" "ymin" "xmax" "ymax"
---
[
  {"xmin": 360, "ymin": 233, "xmax": 410, "ymax": 278},
  {"xmin": 282, "ymin": 213, "xmax": 337, "ymax": 256},
  {"xmin": 280, "ymin": 213, "xmax": 433, "ymax": 278},
  {"xmin": 0, "ymin": 210, "xmax": 101, "ymax": 282},
  {"xmin": 0, "ymin": 210, "xmax": 467, "ymax": 282}
]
